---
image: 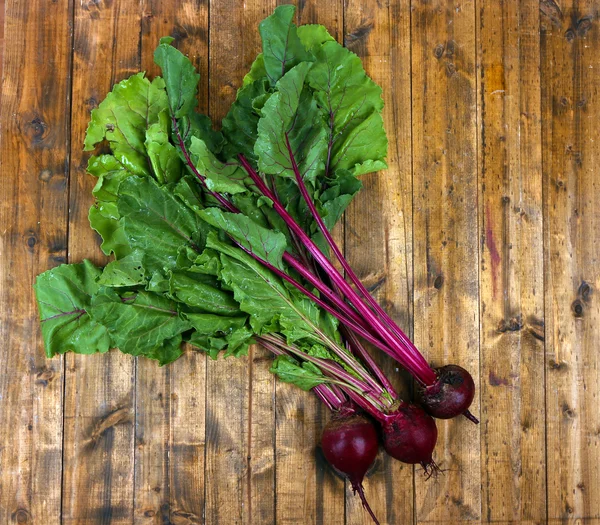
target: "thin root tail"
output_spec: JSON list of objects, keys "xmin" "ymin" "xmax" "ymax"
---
[
  {"xmin": 352, "ymin": 482, "xmax": 381, "ymax": 525},
  {"xmin": 463, "ymin": 409, "xmax": 479, "ymax": 424},
  {"xmin": 421, "ymin": 459, "xmax": 443, "ymax": 480}
]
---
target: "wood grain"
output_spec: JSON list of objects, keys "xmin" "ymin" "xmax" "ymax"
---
[
  {"xmin": 477, "ymin": 0, "xmax": 547, "ymax": 522},
  {"xmin": 542, "ymin": 0, "xmax": 600, "ymax": 521},
  {"xmin": 131, "ymin": 3, "xmax": 209, "ymax": 523},
  {"xmin": 3, "ymin": 1, "xmax": 600, "ymax": 523},
  {"xmin": 271, "ymin": 3, "xmax": 346, "ymax": 525},
  {"xmin": 0, "ymin": 1, "xmax": 72, "ymax": 523},
  {"xmin": 62, "ymin": 1, "xmax": 141, "ymax": 523},
  {"xmin": 343, "ymin": 1, "xmax": 415, "ymax": 524},
  {"xmin": 204, "ymin": 2, "xmax": 276, "ymax": 524},
  {"xmin": 411, "ymin": 0, "xmax": 482, "ymax": 522}
]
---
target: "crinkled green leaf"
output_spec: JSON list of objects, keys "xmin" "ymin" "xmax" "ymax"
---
[
  {"xmin": 97, "ymin": 250, "xmax": 147, "ymax": 287},
  {"xmin": 242, "ymin": 53, "xmax": 267, "ymax": 86},
  {"xmin": 199, "ymin": 208, "xmax": 287, "ymax": 268},
  {"xmin": 258, "ymin": 5, "xmax": 313, "ymax": 86},
  {"xmin": 301, "ymin": 37, "xmax": 387, "ymax": 176},
  {"xmin": 145, "ymin": 109, "xmax": 183, "ymax": 184},
  {"xmin": 84, "ymin": 73, "xmax": 168, "ymax": 176},
  {"xmin": 90, "ymin": 287, "xmax": 190, "ymax": 364},
  {"xmin": 207, "ymin": 233, "xmax": 321, "ymax": 341},
  {"xmin": 255, "ymin": 63, "xmax": 328, "ymax": 185},
  {"xmin": 117, "ymin": 176, "xmax": 207, "ymax": 273},
  {"xmin": 88, "ymin": 203, "xmax": 131, "ymax": 258},
  {"xmin": 269, "ymin": 354, "xmax": 329, "ymax": 391},
  {"xmin": 221, "ymin": 77, "xmax": 270, "ymax": 165},
  {"xmin": 296, "ymin": 24, "xmax": 336, "ymax": 52},
  {"xmin": 189, "ymin": 137, "xmax": 248, "ymax": 194},
  {"xmin": 180, "ymin": 112, "xmax": 225, "ymax": 155},
  {"xmin": 34, "ymin": 261, "xmax": 111, "ymax": 358},
  {"xmin": 169, "ymin": 271, "xmax": 240, "ymax": 315},
  {"xmin": 153, "ymin": 40, "xmax": 200, "ymax": 118}
]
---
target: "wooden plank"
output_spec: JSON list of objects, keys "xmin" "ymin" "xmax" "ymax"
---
[
  {"xmin": 269, "ymin": 4, "xmax": 346, "ymax": 525},
  {"xmin": 0, "ymin": 0, "xmax": 72, "ymax": 523},
  {"xmin": 411, "ymin": 1, "xmax": 481, "ymax": 522},
  {"xmin": 343, "ymin": 2, "xmax": 415, "ymax": 525},
  {"xmin": 541, "ymin": 0, "xmax": 600, "ymax": 521},
  {"xmin": 62, "ymin": 1, "xmax": 142, "ymax": 522},
  {"xmin": 205, "ymin": 2, "xmax": 276, "ymax": 524},
  {"xmin": 132, "ymin": 2, "xmax": 209, "ymax": 523},
  {"xmin": 0, "ymin": 0, "xmax": 4, "ymax": 94},
  {"xmin": 477, "ymin": 0, "xmax": 547, "ymax": 523}
]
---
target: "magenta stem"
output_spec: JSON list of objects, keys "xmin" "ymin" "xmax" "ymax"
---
[
  {"xmin": 343, "ymin": 326, "xmax": 398, "ymax": 399},
  {"xmin": 284, "ymin": 135, "xmax": 434, "ymax": 377},
  {"xmin": 238, "ymin": 154, "xmax": 437, "ymax": 386}
]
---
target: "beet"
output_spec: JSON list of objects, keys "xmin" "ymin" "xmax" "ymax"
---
[
  {"xmin": 381, "ymin": 402, "xmax": 438, "ymax": 472},
  {"xmin": 321, "ymin": 414, "xmax": 380, "ymax": 524},
  {"xmin": 419, "ymin": 364, "xmax": 477, "ymax": 421}
]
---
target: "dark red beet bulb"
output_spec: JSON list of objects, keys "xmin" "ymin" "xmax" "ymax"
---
[
  {"xmin": 381, "ymin": 402, "xmax": 439, "ymax": 474},
  {"xmin": 321, "ymin": 414, "xmax": 380, "ymax": 524},
  {"xmin": 420, "ymin": 364, "xmax": 478, "ymax": 422}
]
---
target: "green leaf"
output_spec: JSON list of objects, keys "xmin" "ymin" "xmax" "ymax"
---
[
  {"xmin": 84, "ymin": 73, "xmax": 168, "ymax": 176},
  {"xmin": 255, "ymin": 63, "xmax": 328, "ymax": 185},
  {"xmin": 207, "ymin": 233, "xmax": 321, "ymax": 341},
  {"xmin": 269, "ymin": 354, "xmax": 329, "ymax": 391},
  {"xmin": 198, "ymin": 208, "xmax": 287, "ymax": 268},
  {"xmin": 169, "ymin": 271, "xmax": 241, "ymax": 315},
  {"xmin": 145, "ymin": 109, "xmax": 183, "ymax": 184},
  {"xmin": 90, "ymin": 287, "xmax": 190, "ymax": 364},
  {"xmin": 144, "ymin": 334, "xmax": 186, "ymax": 366},
  {"xmin": 117, "ymin": 176, "xmax": 207, "ymax": 273},
  {"xmin": 189, "ymin": 137, "xmax": 248, "ymax": 194},
  {"xmin": 186, "ymin": 314, "xmax": 253, "ymax": 359},
  {"xmin": 258, "ymin": 5, "xmax": 313, "ymax": 86},
  {"xmin": 221, "ymin": 77, "xmax": 270, "ymax": 165},
  {"xmin": 88, "ymin": 154, "xmax": 138, "ymax": 202},
  {"xmin": 154, "ymin": 40, "xmax": 200, "ymax": 118},
  {"xmin": 301, "ymin": 38, "xmax": 387, "ymax": 176},
  {"xmin": 88, "ymin": 203, "xmax": 131, "ymax": 258},
  {"xmin": 97, "ymin": 250, "xmax": 147, "ymax": 287},
  {"xmin": 242, "ymin": 53, "xmax": 267, "ymax": 86},
  {"xmin": 318, "ymin": 170, "xmax": 363, "ymax": 230},
  {"xmin": 34, "ymin": 261, "xmax": 111, "ymax": 358},
  {"xmin": 296, "ymin": 24, "xmax": 336, "ymax": 52}
]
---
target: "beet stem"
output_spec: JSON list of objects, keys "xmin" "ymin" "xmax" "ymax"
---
[
  {"xmin": 284, "ymin": 134, "xmax": 433, "ymax": 373},
  {"xmin": 238, "ymin": 154, "xmax": 436, "ymax": 385},
  {"xmin": 353, "ymin": 482, "xmax": 381, "ymax": 525}
]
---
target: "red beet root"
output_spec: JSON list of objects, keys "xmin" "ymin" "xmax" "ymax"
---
[
  {"xmin": 321, "ymin": 414, "xmax": 380, "ymax": 524},
  {"xmin": 381, "ymin": 402, "xmax": 439, "ymax": 473},
  {"xmin": 419, "ymin": 364, "xmax": 477, "ymax": 421}
]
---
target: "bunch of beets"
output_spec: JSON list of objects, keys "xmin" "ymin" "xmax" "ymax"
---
[{"xmin": 34, "ymin": 6, "xmax": 477, "ymax": 523}]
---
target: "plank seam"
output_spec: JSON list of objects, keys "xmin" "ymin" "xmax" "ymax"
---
[{"xmin": 60, "ymin": 0, "xmax": 76, "ymax": 521}]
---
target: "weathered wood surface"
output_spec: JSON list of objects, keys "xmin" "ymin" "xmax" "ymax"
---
[{"xmin": 1, "ymin": 1, "xmax": 600, "ymax": 523}]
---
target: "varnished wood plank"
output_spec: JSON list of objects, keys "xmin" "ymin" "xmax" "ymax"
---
[
  {"xmin": 478, "ymin": 0, "xmax": 548, "ymax": 522},
  {"xmin": 62, "ymin": 1, "xmax": 142, "ymax": 522},
  {"xmin": 268, "ymin": 3, "xmax": 346, "ymax": 525},
  {"xmin": 205, "ymin": 2, "xmax": 276, "ymax": 524},
  {"xmin": 343, "ymin": 1, "xmax": 415, "ymax": 524},
  {"xmin": 477, "ymin": 1, "xmax": 547, "ymax": 523},
  {"xmin": 0, "ymin": 0, "xmax": 4, "ymax": 95},
  {"xmin": 411, "ymin": 0, "xmax": 481, "ymax": 522},
  {"xmin": 131, "ymin": 3, "xmax": 209, "ymax": 523},
  {"xmin": 541, "ymin": 0, "xmax": 600, "ymax": 521},
  {"xmin": 0, "ymin": 1, "xmax": 72, "ymax": 523}
]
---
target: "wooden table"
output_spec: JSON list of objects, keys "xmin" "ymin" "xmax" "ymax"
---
[{"xmin": 1, "ymin": 1, "xmax": 599, "ymax": 523}]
